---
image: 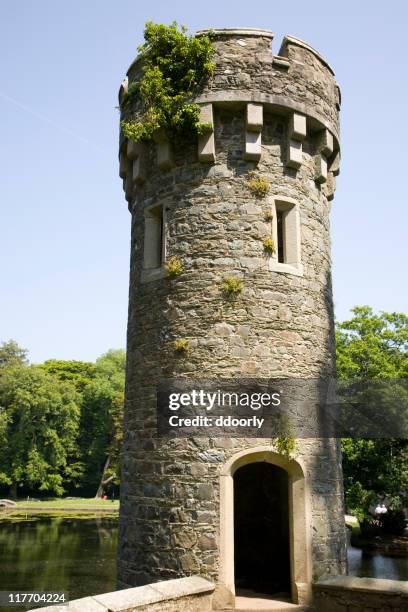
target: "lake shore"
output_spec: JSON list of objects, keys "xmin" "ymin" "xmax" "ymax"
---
[{"xmin": 0, "ymin": 498, "xmax": 119, "ymax": 514}]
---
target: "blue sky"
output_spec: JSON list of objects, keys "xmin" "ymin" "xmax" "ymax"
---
[{"xmin": 1, "ymin": 1, "xmax": 407, "ymax": 363}]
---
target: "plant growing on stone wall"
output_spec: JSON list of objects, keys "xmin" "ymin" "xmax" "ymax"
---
[
  {"xmin": 262, "ymin": 236, "xmax": 276, "ymax": 255},
  {"xmin": 120, "ymin": 21, "xmax": 215, "ymax": 142},
  {"xmin": 174, "ymin": 338, "xmax": 189, "ymax": 354},
  {"xmin": 247, "ymin": 172, "xmax": 270, "ymax": 198},
  {"xmin": 274, "ymin": 437, "xmax": 296, "ymax": 457},
  {"xmin": 120, "ymin": 82, "xmax": 139, "ymax": 109},
  {"xmin": 264, "ymin": 210, "xmax": 273, "ymax": 222},
  {"xmin": 196, "ymin": 122, "xmax": 213, "ymax": 135},
  {"xmin": 165, "ymin": 256, "xmax": 184, "ymax": 277},
  {"xmin": 220, "ymin": 276, "xmax": 244, "ymax": 297}
]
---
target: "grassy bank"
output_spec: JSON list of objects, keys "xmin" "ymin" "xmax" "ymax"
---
[{"xmin": 14, "ymin": 498, "xmax": 119, "ymax": 510}]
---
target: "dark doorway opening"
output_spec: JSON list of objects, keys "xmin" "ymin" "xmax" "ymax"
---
[{"xmin": 234, "ymin": 462, "xmax": 291, "ymax": 597}]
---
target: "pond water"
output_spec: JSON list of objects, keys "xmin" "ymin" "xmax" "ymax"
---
[
  {"xmin": 347, "ymin": 545, "xmax": 408, "ymax": 581},
  {"xmin": 0, "ymin": 513, "xmax": 118, "ymax": 611},
  {"xmin": 0, "ymin": 513, "xmax": 406, "ymax": 610}
]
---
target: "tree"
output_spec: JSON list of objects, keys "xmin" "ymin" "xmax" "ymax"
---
[
  {"xmin": 0, "ymin": 340, "xmax": 28, "ymax": 368},
  {"xmin": 336, "ymin": 307, "xmax": 408, "ymax": 523},
  {"xmin": 40, "ymin": 360, "xmax": 97, "ymax": 391},
  {"xmin": 0, "ymin": 365, "xmax": 82, "ymax": 496},
  {"xmin": 92, "ymin": 350, "xmax": 125, "ymax": 497},
  {"xmin": 79, "ymin": 378, "xmax": 117, "ymax": 497},
  {"xmin": 0, "ymin": 345, "xmax": 125, "ymax": 499},
  {"xmin": 336, "ymin": 306, "xmax": 408, "ymax": 380},
  {"xmin": 40, "ymin": 351, "xmax": 125, "ymax": 497}
]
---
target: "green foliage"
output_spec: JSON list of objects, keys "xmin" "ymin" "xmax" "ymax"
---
[
  {"xmin": 262, "ymin": 236, "xmax": 276, "ymax": 255},
  {"xmin": 264, "ymin": 210, "xmax": 273, "ymax": 222},
  {"xmin": 196, "ymin": 122, "xmax": 213, "ymax": 135},
  {"xmin": 342, "ymin": 438, "xmax": 408, "ymax": 518},
  {"xmin": 174, "ymin": 338, "xmax": 189, "ymax": 354},
  {"xmin": 120, "ymin": 82, "xmax": 139, "ymax": 109},
  {"xmin": 165, "ymin": 256, "xmax": 184, "ymax": 277},
  {"xmin": 337, "ymin": 307, "xmax": 408, "ymax": 525},
  {"xmin": 120, "ymin": 21, "xmax": 214, "ymax": 142},
  {"xmin": 79, "ymin": 378, "xmax": 121, "ymax": 495},
  {"xmin": 0, "ymin": 365, "xmax": 81, "ymax": 496},
  {"xmin": 344, "ymin": 481, "xmax": 374, "ymax": 523},
  {"xmin": 380, "ymin": 506, "xmax": 406, "ymax": 535},
  {"xmin": 336, "ymin": 306, "xmax": 408, "ymax": 380},
  {"xmin": 95, "ymin": 349, "xmax": 126, "ymax": 393},
  {"xmin": 220, "ymin": 276, "xmax": 244, "ymax": 296},
  {"xmin": 40, "ymin": 360, "xmax": 96, "ymax": 392},
  {"xmin": 273, "ymin": 437, "xmax": 296, "ymax": 457},
  {"xmin": 0, "ymin": 340, "xmax": 28, "ymax": 368},
  {"xmin": 62, "ymin": 349, "xmax": 125, "ymax": 496},
  {"xmin": 0, "ymin": 346, "xmax": 125, "ymax": 499},
  {"xmin": 247, "ymin": 173, "xmax": 270, "ymax": 198}
]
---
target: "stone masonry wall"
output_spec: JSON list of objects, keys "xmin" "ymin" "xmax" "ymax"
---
[{"xmin": 118, "ymin": 28, "xmax": 346, "ymax": 604}]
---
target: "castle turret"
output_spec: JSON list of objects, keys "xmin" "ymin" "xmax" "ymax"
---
[{"xmin": 117, "ymin": 27, "xmax": 346, "ymax": 609}]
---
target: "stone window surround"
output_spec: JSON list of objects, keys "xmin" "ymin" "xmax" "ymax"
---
[
  {"xmin": 217, "ymin": 446, "xmax": 312, "ymax": 609},
  {"xmin": 268, "ymin": 196, "xmax": 303, "ymax": 277},
  {"xmin": 141, "ymin": 203, "xmax": 167, "ymax": 284}
]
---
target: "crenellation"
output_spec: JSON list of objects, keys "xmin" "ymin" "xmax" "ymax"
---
[{"xmin": 279, "ymin": 35, "xmax": 335, "ymax": 75}]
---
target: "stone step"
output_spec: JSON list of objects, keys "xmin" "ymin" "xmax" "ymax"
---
[
  {"xmin": 234, "ymin": 593, "xmax": 310, "ymax": 611},
  {"xmin": 236, "ymin": 608, "xmax": 309, "ymax": 612}
]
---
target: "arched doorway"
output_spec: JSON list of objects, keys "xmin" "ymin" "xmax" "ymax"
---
[
  {"xmin": 234, "ymin": 462, "xmax": 290, "ymax": 597},
  {"xmin": 218, "ymin": 446, "xmax": 312, "ymax": 609}
]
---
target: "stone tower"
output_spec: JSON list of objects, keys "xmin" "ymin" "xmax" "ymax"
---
[{"xmin": 118, "ymin": 28, "xmax": 346, "ymax": 609}]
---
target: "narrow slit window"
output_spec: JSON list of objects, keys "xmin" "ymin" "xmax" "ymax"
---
[
  {"xmin": 143, "ymin": 205, "xmax": 165, "ymax": 269},
  {"xmin": 159, "ymin": 213, "xmax": 164, "ymax": 264},
  {"xmin": 277, "ymin": 209, "xmax": 285, "ymax": 263},
  {"xmin": 270, "ymin": 198, "xmax": 302, "ymax": 274}
]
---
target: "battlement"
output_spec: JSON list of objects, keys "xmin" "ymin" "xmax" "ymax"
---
[
  {"xmin": 279, "ymin": 35, "xmax": 335, "ymax": 75},
  {"xmin": 125, "ymin": 28, "xmax": 335, "ymax": 81},
  {"xmin": 123, "ymin": 28, "xmax": 340, "ymax": 116},
  {"xmin": 119, "ymin": 27, "xmax": 341, "ymax": 209}
]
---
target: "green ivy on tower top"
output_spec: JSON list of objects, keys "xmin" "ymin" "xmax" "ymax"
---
[{"xmin": 120, "ymin": 21, "xmax": 215, "ymax": 143}]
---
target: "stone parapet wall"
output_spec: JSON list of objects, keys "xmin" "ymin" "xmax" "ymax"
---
[
  {"xmin": 125, "ymin": 29, "xmax": 341, "ymax": 140},
  {"xmin": 29, "ymin": 577, "xmax": 214, "ymax": 612},
  {"xmin": 313, "ymin": 576, "xmax": 408, "ymax": 611},
  {"xmin": 120, "ymin": 29, "xmax": 341, "ymax": 207},
  {"xmin": 30, "ymin": 575, "xmax": 408, "ymax": 612}
]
